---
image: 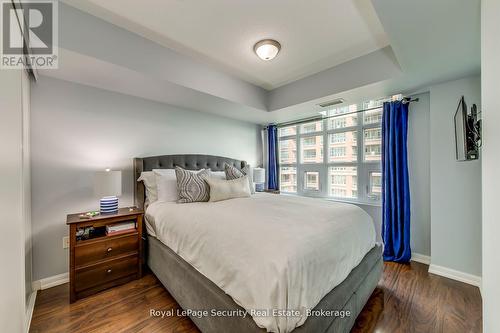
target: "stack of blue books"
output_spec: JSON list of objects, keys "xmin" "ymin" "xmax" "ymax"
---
[{"xmin": 100, "ymin": 196, "xmax": 118, "ymax": 214}]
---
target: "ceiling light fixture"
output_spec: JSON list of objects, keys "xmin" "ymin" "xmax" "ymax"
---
[{"xmin": 254, "ymin": 39, "xmax": 281, "ymax": 61}]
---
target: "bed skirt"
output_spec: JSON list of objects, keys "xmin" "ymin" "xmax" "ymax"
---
[{"xmin": 147, "ymin": 235, "xmax": 382, "ymax": 333}]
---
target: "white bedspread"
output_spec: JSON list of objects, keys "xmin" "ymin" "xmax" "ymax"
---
[{"xmin": 146, "ymin": 193, "xmax": 376, "ymax": 333}]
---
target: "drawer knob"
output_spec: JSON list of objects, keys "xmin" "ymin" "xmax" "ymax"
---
[
  {"xmin": 107, "ymin": 247, "xmax": 113, "ymax": 252},
  {"xmin": 106, "ymin": 269, "xmax": 112, "ymax": 274}
]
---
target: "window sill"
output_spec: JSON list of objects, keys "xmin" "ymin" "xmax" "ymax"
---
[
  {"xmin": 325, "ymin": 198, "xmax": 382, "ymax": 207},
  {"xmin": 279, "ymin": 192, "xmax": 382, "ymax": 207}
]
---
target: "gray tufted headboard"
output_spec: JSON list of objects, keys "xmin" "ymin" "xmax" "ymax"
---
[{"xmin": 134, "ymin": 154, "xmax": 247, "ymax": 209}]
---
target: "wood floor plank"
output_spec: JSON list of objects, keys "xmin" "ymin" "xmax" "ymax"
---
[
  {"xmin": 30, "ymin": 263, "xmax": 481, "ymax": 333},
  {"xmin": 352, "ymin": 261, "xmax": 482, "ymax": 333}
]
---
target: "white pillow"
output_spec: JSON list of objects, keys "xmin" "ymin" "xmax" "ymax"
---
[
  {"xmin": 206, "ymin": 175, "xmax": 251, "ymax": 202},
  {"xmin": 137, "ymin": 171, "xmax": 158, "ymax": 205},
  {"xmin": 152, "ymin": 169, "xmax": 178, "ymax": 202},
  {"xmin": 153, "ymin": 168, "xmax": 176, "ymax": 176},
  {"xmin": 224, "ymin": 163, "xmax": 255, "ymax": 194},
  {"xmin": 210, "ymin": 171, "xmax": 227, "ymax": 180}
]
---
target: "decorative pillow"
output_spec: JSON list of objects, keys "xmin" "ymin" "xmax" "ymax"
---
[
  {"xmin": 175, "ymin": 167, "xmax": 211, "ymax": 203},
  {"xmin": 224, "ymin": 163, "xmax": 255, "ymax": 194},
  {"xmin": 206, "ymin": 176, "xmax": 251, "ymax": 202},
  {"xmin": 153, "ymin": 169, "xmax": 178, "ymax": 202},
  {"xmin": 210, "ymin": 171, "xmax": 227, "ymax": 180},
  {"xmin": 137, "ymin": 171, "xmax": 158, "ymax": 205}
]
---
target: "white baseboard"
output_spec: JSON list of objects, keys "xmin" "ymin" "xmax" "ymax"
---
[
  {"xmin": 428, "ymin": 264, "xmax": 482, "ymax": 287},
  {"xmin": 407, "ymin": 253, "xmax": 481, "ymax": 289},
  {"xmin": 32, "ymin": 272, "xmax": 69, "ymax": 291},
  {"xmin": 411, "ymin": 253, "xmax": 431, "ymax": 265},
  {"xmin": 25, "ymin": 291, "xmax": 37, "ymax": 333}
]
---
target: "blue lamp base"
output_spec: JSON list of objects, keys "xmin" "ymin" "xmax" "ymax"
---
[
  {"xmin": 100, "ymin": 196, "xmax": 119, "ymax": 214},
  {"xmin": 255, "ymin": 183, "xmax": 265, "ymax": 192}
]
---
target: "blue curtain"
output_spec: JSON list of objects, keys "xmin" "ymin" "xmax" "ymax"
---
[
  {"xmin": 382, "ymin": 101, "xmax": 411, "ymax": 263},
  {"xmin": 268, "ymin": 125, "xmax": 279, "ymax": 190}
]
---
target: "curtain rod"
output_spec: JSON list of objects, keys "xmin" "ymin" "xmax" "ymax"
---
[{"xmin": 267, "ymin": 97, "xmax": 419, "ymax": 129}]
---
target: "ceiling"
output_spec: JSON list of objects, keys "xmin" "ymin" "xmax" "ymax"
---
[
  {"xmin": 46, "ymin": 0, "xmax": 480, "ymax": 124},
  {"xmin": 62, "ymin": 0, "xmax": 389, "ymax": 90}
]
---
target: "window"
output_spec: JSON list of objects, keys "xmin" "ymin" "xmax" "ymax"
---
[
  {"xmin": 329, "ymin": 147, "xmax": 346, "ymax": 157},
  {"xmin": 363, "ymin": 127, "xmax": 382, "ymax": 161},
  {"xmin": 329, "ymin": 167, "xmax": 357, "ymax": 199},
  {"xmin": 330, "ymin": 132, "xmax": 346, "ymax": 143},
  {"xmin": 368, "ymin": 172, "xmax": 382, "ymax": 201},
  {"xmin": 328, "ymin": 131, "xmax": 357, "ymax": 163},
  {"xmin": 332, "ymin": 175, "xmax": 346, "ymax": 185},
  {"xmin": 304, "ymin": 171, "xmax": 319, "ymax": 191},
  {"xmin": 331, "ymin": 188, "xmax": 347, "ymax": 197},
  {"xmin": 301, "ymin": 121, "xmax": 323, "ymax": 134},
  {"xmin": 279, "ymin": 138, "xmax": 297, "ymax": 164},
  {"xmin": 279, "ymin": 126, "xmax": 296, "ymax": 137},
  {"xmin": 364, "ymin": 108, "xmax": 382, "ymax": 125},
  {"xmin": 303, "ymin": 137, "xmax": 316, "ymax": 146},
  {"xmin": 364, "ymin": 128, "xmax": 381, "ymax": 140},
  {"xmin": 300, "ymin": 136, "xmax": 323, "ymax": 163},
  {"xmin": 280, "ymin": 167, "xmax": 297, "ymax": 193},
  {"xmin": 327, "ymin": 105, "xmax": 358, "ymax": 129},
  {"xmin": 277, "ymin": 98, "xmax": 385, "ymax": 203},
  {"xmin": 364, "ymin": 143, "xmax": 381, "ymax": 161}
]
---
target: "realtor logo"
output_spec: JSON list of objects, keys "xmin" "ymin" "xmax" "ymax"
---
[{"xmin": 1, "ymin": 0, "xmax": 58, "ymax": 69}]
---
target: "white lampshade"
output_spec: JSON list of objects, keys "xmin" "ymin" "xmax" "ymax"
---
[
  {"xmin": 253, "ymin": 168, "xmax": 265, "ymax": 184},
  {"xmin": 94, "ymin": 170, "xmax": 122, "ymax": 198}
]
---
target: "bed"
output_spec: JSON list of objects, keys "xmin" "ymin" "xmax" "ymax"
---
[{"xmin": 134, "ymin": 154, "xmax": 382, "ymax": 333}]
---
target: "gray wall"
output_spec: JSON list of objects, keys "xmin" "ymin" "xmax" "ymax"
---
[
  {"xmin": 429, "ymin": 75, "xmax": 481, "ymax": 276},
  {"xmin": 31, "ymin": 76, "xmax": 262, "ymax": 280},
  {"xmin": 408, "ymin": 92, "xmax": 431, "ymax": 256},
  {"xmin": 481, "ymin": 0, "xmax": 500, "ymax": 330}
]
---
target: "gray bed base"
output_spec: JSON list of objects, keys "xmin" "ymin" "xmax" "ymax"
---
[{"xmin": 148, "ymin": 236, "xmax": 382, "ymax": 333}]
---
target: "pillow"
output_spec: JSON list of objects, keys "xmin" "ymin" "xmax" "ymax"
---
[
  {"xmin": 224, "ymin": 163, "xmax": 255, "ymax": 194},
  {"xmin": 153, "ymin": 168, "xmax": 176, "ymax": 176},
  {"xmin": 206, "ymin": 176, "xmax": 251, "ymax": 202},
  {"xmin": 210, "ymin": 171, "xmax": 227, "ymax": 180},
  {"xmin": 175, "ymin": 167, "xmax": 211, "ymax": 203},
  {"xmin": 153, "ymin": 169, "xmax": 178, "ymax": 202},
  {"xmin": 137, "ymin": 171, "xmax": 158, "ymax": 205}
]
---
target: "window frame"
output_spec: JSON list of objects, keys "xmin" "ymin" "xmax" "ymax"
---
[{"xmin": 277, "ymin": 105, "xmax": 383, "ymax": 205}]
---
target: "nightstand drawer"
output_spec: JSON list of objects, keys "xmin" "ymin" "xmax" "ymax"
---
[
  {"xmin": 75, "ymin": 233, "xmax": 138, "ymax": 267},
  {"xmin": 75, "ymin": 255, "xmax": 138, "ymax": 292}
]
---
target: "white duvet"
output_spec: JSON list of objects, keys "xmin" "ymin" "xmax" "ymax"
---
[{"xmin": 146, "ymin": 193, "xmax": 376, "ymax": 333}]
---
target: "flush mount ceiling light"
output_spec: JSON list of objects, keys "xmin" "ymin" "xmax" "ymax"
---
[{"xmin": 254, "ymin": 39, "xmax": 281, "ymax": 61}]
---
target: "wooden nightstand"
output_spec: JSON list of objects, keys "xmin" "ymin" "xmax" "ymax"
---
[{"xmin": 66, "ymin": 207, "xmax": 144, "ymax": 303}]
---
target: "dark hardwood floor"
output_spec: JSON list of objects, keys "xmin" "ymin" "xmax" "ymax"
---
[{"xmin": 30, "ymin": 261, "xmax": 482, "ymax": 333}]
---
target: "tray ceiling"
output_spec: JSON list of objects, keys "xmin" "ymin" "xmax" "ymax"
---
[{"xmin": 64, "ymin": 0, "xmax": 389, "ymax": 90}]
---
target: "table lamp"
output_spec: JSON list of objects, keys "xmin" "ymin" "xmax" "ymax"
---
[
  {"xmin": 253, "ymin": 167, "xmax": 265, "ymax": 192},
  {"xmin": 94, "ymin": 169, "xmax": 122, "ymax": 214}
]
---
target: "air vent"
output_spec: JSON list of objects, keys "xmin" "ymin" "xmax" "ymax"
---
[{"xmin": 318, "ymin": 98, "xmax": 345, "ymax": 108}]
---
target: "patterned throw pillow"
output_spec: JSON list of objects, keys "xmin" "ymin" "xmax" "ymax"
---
[
  {"xmin": 175, "ymin": 167, "xmax": 210, "ymax": 203},
  {"xmin": 224, "ymin": 163, "xmax": 255, "ymax": 194}
]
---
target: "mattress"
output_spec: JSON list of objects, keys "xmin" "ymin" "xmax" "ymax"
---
[{"xmin": 146, "ymin": 193, "xmax": 376, "ymax": 333}]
